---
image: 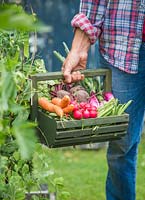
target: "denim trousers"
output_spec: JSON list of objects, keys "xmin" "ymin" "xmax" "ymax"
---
[{"xmin": 98, "ymin": 42, "xmax": 145, "ymax": 200}]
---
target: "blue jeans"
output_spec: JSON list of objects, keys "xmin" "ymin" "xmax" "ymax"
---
[{"xmin": 98, "ymin": 42, "xmax": 145, "ymax": 200}]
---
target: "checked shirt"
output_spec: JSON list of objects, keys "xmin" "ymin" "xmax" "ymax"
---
[{"xmin": 71, "ymin": 0, "xmax": 145, "ymax": 74}]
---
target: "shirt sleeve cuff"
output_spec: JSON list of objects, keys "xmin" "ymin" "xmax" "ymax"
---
[{"xmin": 71, "ymin": 13, "xmax": 98, "ymax": 44}]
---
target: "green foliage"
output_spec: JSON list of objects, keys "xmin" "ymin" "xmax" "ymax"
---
[
  {"xmin": 0, "ymin": 145, "xmax": 57, "ymax": 200},
  {"xmin": 0, "ymin": 3, "xmax": 70, "ymax": 200},
  {"xmin": 0, "ymin": 143, "xmax": 70, "ymax": 199},
  {"xmin": 0, "ymin": 4, "xmax": 50, "ymax": 32},
  {"xmin": 0, "ymin": 30, "xmax": 40, "ymax": 159}
]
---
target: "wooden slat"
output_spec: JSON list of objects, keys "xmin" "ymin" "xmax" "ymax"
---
[
  {"xmin": 30, "ymin": 69, "xmax": 111, "ymax": 81},
  {"xmin": 51, "ymin": 131, "xmax": 126, "ymax": 148},
  {"xmin": 56, "ymin": 123, "xmax": 128, "ymax": 139},
  {"xmin": 104, "ymin": 69, "xmax": 112, "ymax": 92},
  {"xmin": 56, "ymin": 114, "xmax": 129, "ymax": 129}
]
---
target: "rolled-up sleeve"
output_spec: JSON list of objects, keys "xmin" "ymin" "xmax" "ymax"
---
[{"xmin": 71, "ymin": 0, "xmax": 108, "ymax": 44}]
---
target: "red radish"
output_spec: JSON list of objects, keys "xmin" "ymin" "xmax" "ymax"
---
[
  {"xmin": 103, "ymin": 92, "xmax": 114, "ymax": 101},
  {"xmin": 73, "ymin": 104, "xmax": 79, "ymax": 111},
  {"xmin": 89, "ymin": 110, "xmax": 97, "ymax": 118},
  {"xmin": 79, "ymin": 108, "xmax": 84, "ymax": 114},
  {"xmin": 83, "ymin": 110, "xmax": 90, "ymax": 119},
  {"xmin": 85, "ymin": 103, "xmax": 91, "ymax": 110},
  {"xmin": 80, "ymin": 102, "xmax": 86, "ymax": 109},
  {"xmin": 90, "ymin": 106, "xmax": 97, "ymax": 111},
  {"xmin": 73, "ymin": 110, "xmax": 83, "ymax": 120}
]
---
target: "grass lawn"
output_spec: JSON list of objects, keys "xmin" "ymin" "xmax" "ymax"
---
[{"xmin": 48, "ymin": 135, "xmax": 145, "ymax": 200}]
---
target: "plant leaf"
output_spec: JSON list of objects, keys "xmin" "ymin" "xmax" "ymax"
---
[{"xmin": 13, "ymin": 121, "xmax": 37, "ymax": 160}]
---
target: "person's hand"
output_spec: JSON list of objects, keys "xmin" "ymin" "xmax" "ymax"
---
[
  {"xmin": 61, "ymin": 28, "xmax": 91, "ymax": 83},
  {"xmin": 62, "ymin": 49, "xmax": 88, "ymax": 83}
]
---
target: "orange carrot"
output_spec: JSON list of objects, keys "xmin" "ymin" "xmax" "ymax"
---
[
  {"xmin": 63, "ymin": 104, "xmax": 74, "ymax": 114},
  {"xmin": 60, "ymin": 95, "xmax": 71, "ymax": 108},
  {"xmin": 38, "ymin": 97, "xmax": 54, "ymax": 112},
  {"xmin": 51, "ymin": 97, "xmax": 61, "ymax": 107},
  {"xmin": 53, "ymin": 105, "xmax": 64, "ymax": 117},
  {"xmin": 38, "ymin": 97, "xmax": 64, "ymax": 117}
]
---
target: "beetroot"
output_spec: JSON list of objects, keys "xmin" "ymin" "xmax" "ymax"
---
[
  {"xmin": 74, "ymin": 90, "xmax": 89, "ymax": 103},
  {"xmin": 56, "ymin": 90, "xmax": 71, "ymax": 99},
  {"xmin": 70, "ymin": 85, "xmax": 85, "ymax": 94}
]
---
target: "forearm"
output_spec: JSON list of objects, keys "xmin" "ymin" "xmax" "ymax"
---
[{"xmin": 71, "ymin": 28, "xmax": 91, "ymax": 53}]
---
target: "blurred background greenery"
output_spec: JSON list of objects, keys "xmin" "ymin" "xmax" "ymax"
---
[
  {"xmin": 48, "ymin": 134, "xmax": 145, "ymax": 200},
  {"xmin": 3, "ymin": 0, "xmax": 100, "ymax": 72}
]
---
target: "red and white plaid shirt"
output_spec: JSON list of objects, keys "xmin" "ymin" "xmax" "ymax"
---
[{"xmin": 71, "ymin": 0, "xmax": 145, "ymax": 74}]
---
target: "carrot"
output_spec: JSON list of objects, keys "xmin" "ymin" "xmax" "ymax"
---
[
  {"xmin": 63, "ymin": 104, "xmax": 74, "ymax": 114},
  {"xmin": 60, "ymin": 95, "xmax": 71, "ymax": 108},
  {"xmin": 38, "ymin": 97, "xmax": 55, "ymax": 112},
  {"xmin": 53, "ymin": 105, "xmax": 64, "ymax": 117},
  {"xmin": 51, "ymin": 97, "xmax": 61, "ymax": 107},
  {"xmin": 38, "ymin": 97, "xmax": 64, "ymax": 117}
]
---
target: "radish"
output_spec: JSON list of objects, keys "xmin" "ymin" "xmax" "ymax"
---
[
  {"xmin": 80, "ymin": 102, "xmax": 86, "ymax": 109},
  {"xmin": 103, "ymin": 92, "xmax": 114, "ymax": 101},
  {"xmin": 73, "ymin": 104, "xmax": 79, "ymax": 111},
  {"xmin": 83, "ymin": 109, "xmax": 90, "ymax": 119},
  {"xmin": 73, "ymin": 110, "xmax": 83, "ymax": 120},
  {"xmin": 90, "ymin": 106, "xmax": 97, "ymax": 111},
  {"xmin": 85, "ymin": 103, "xmax": 91, "ymax": 110},
  {"xmin": 89, "ymin": 110, "xmax": 97, "ymax": 118}
]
